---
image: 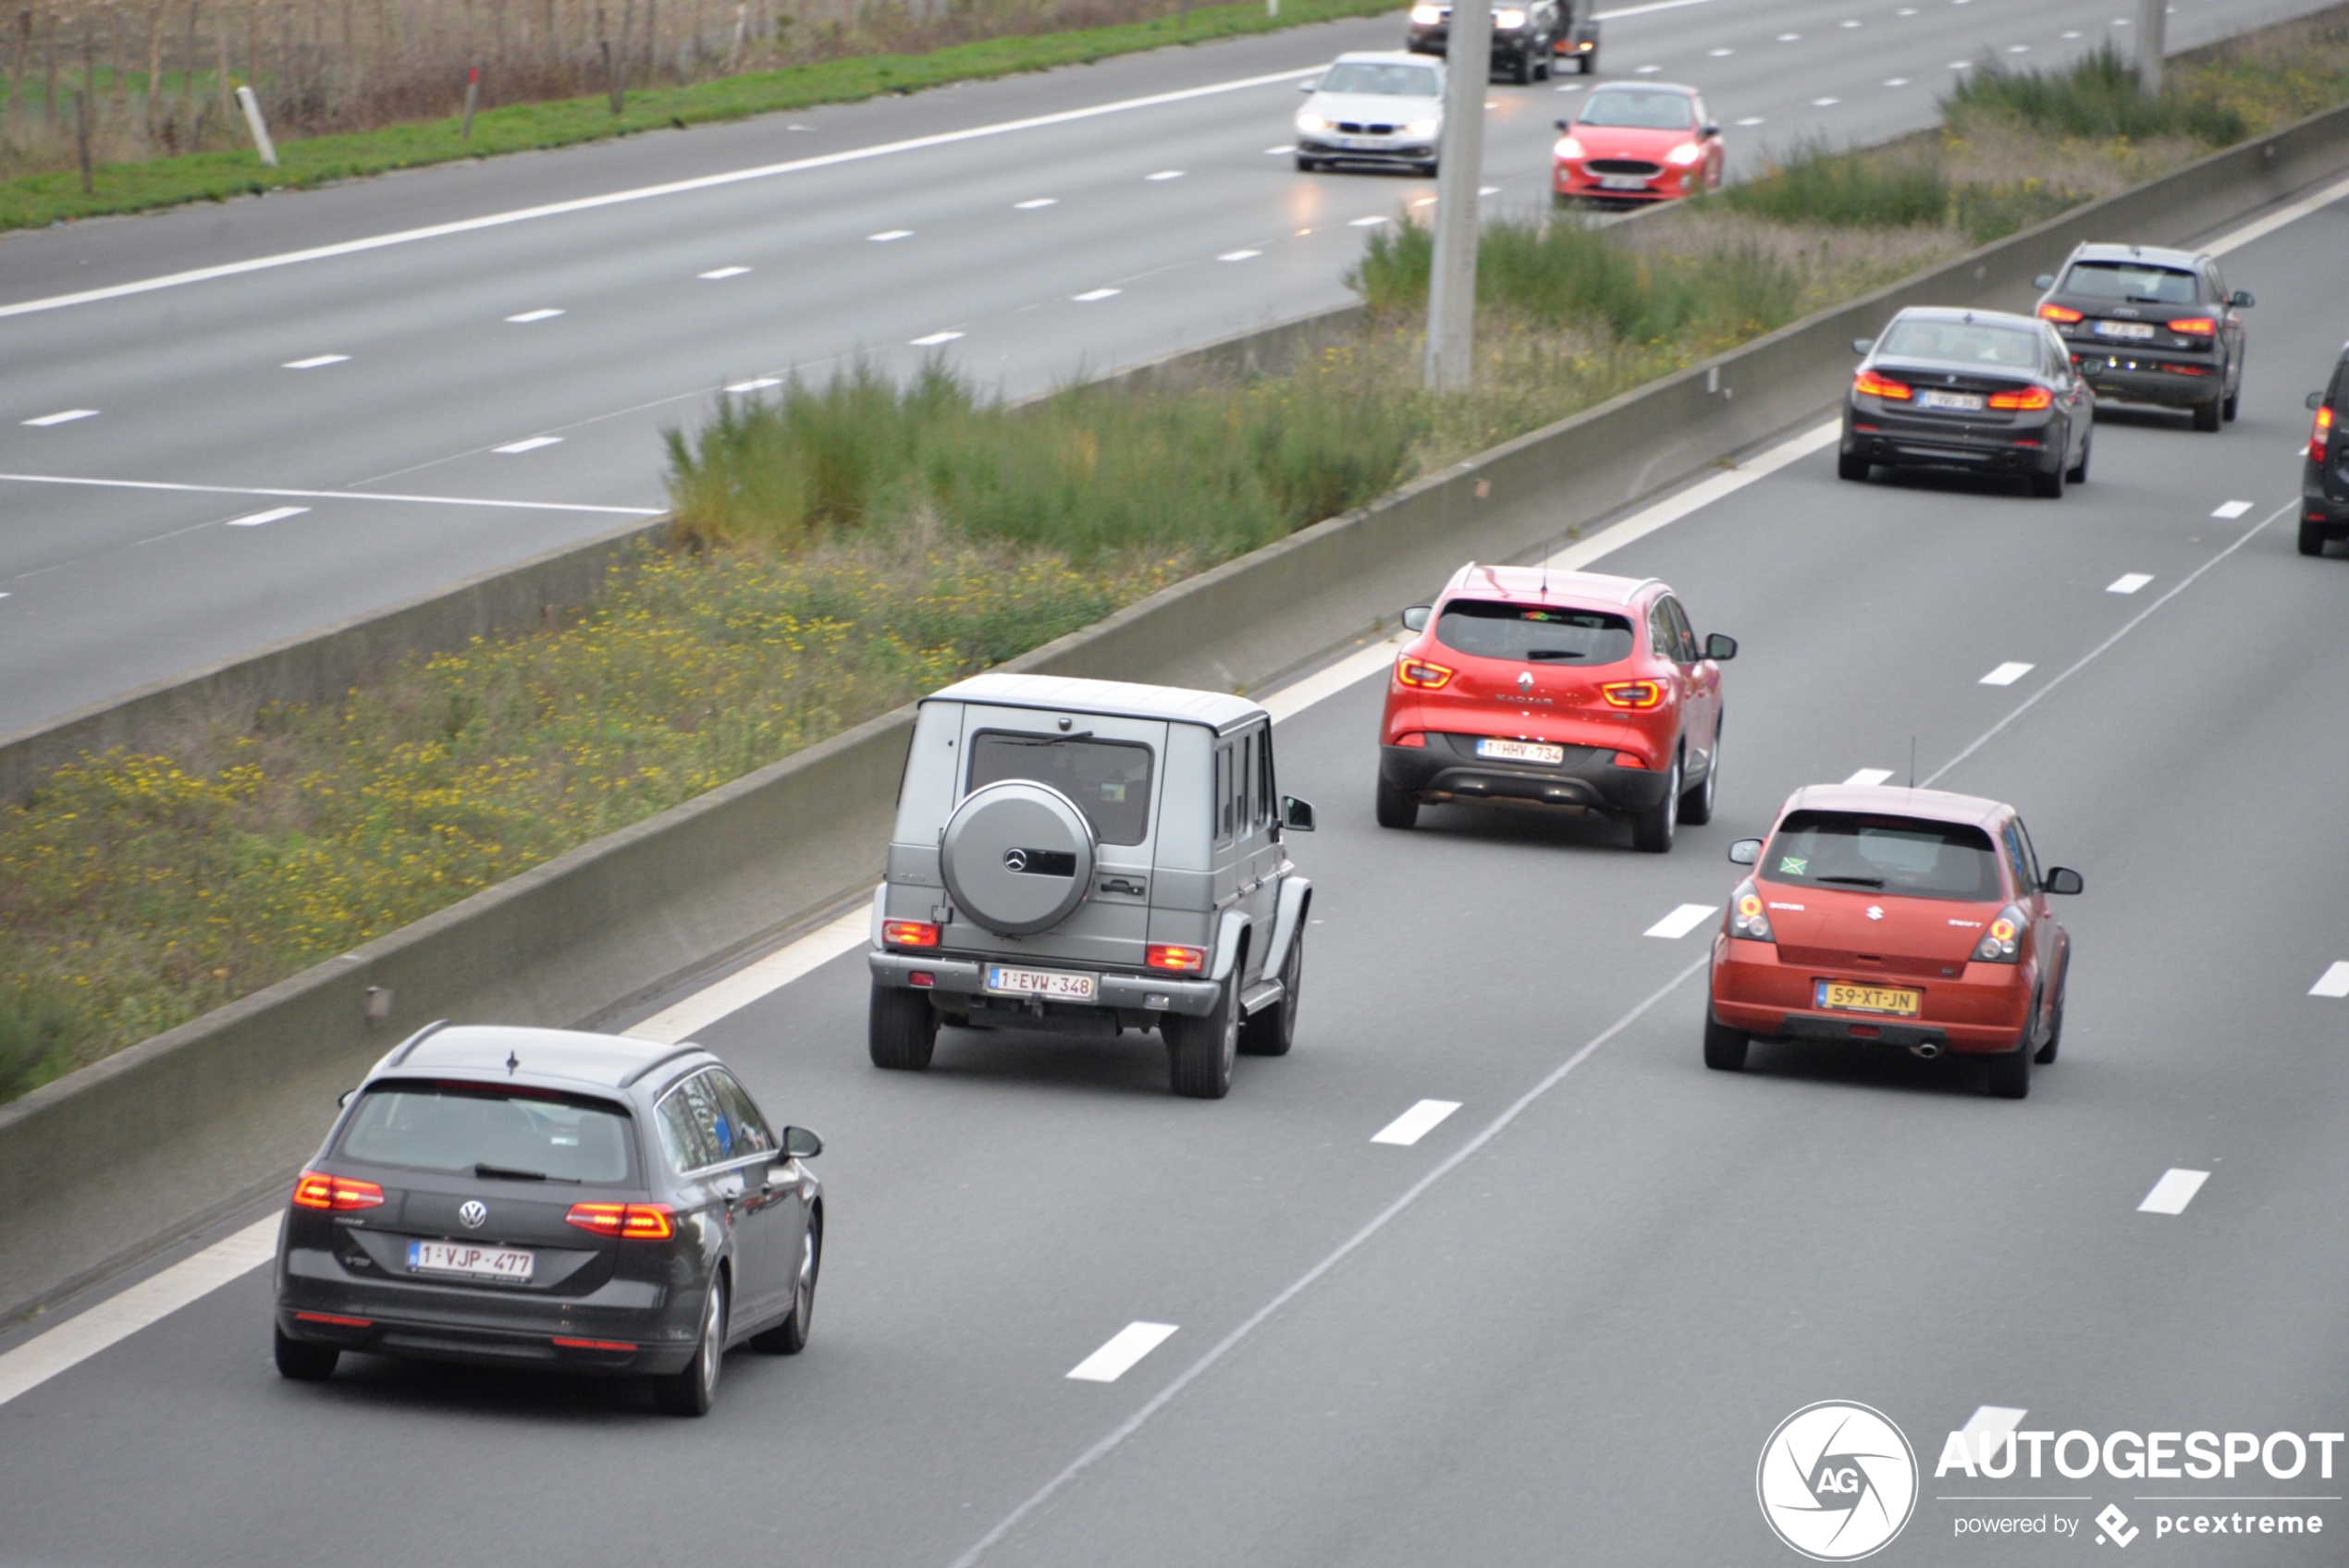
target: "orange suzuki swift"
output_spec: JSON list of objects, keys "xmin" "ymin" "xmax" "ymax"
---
[
  {"xmin": 1704, "ymin": 785, "xmax": 2084, "ymax": 1098},
  {"xmin": 1377, "ymin": 564, "xmax": 1735, "ymax": 852}
]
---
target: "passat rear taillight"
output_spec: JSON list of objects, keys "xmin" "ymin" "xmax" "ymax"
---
[
  {"xmin": 565, "ymin": 1202, "xmax": 676, "ymax": 1240},
  {"xmin": 883, "ymin": 919, "xmax": 940, "ymax": 948},
  {"xmin": 1601, "ymin": 680, "xmax": 1663, "ymax": 709},
  {"xmin": 2168, "ymin": 317, "xmax": 2218, "ymax": 337},
  {"xmin": 1147, "ymin": 944, "xmax": 1206, "ymax": 973},
  {"xmin": 1396, "ymin": 655, "xmax": 1456, "ymax": 690},
  {"xmin": 1973, "ymin": 906, "xmax": 2026, "ymax": 964},
  {"xmin": 1728, "ymin": 879, "xmax": 1774, "ymax": 942},
  {"xmin": 1854, "ymin": 369, "xmax": 1912, "ymax": 401},
  {"xmin": 2036, "ymin": 303, "xmax": 2084, "ymax": 324},
  {"xmin": 2314, "ymin": 406, "xmax": 2334, "ymax": 465},
  {"xmin": 1988, "ymin": 386, "xmax": 2053, "ymax": 410},
  {"xmin": 292, "ymin": 1171, "xmax": 384, "ymax": 1210}
]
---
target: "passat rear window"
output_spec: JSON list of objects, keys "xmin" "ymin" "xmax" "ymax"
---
[
  {"xmin": 966, "ymin": 731, "xmax": 1154, "ymax": 845},
  {"xmin": 1761, "ymin": 812, "xmax": 2003, "ymax": 901},
  {"xmin": 2060, "ymin": 262, "xmax": 2199, "ymax": 304},
  {"xmin": 338, "ymin": 1083, "xmax": 636, "ymax": 1183},
  {"xmin": 1435, "ymin": 600, "xmax": 1634, "ymax": 664}
]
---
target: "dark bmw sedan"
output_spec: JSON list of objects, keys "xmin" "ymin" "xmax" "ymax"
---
[
  {"xmin": 273, "ymin": 1024, "xmax": 823, "ymax": 1415},
  {"xmin": 2034, "ymin": 241, "xmax": 2250, "ymax": 434},
  {"xmin": 1840, "ymin": 307, "xmax": 2093, "ymax": 498}
]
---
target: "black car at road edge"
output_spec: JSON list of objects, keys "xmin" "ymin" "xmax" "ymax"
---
[{"xmin": 2305, "ymin": 342, "xmax": 2349, "ymax": 557}]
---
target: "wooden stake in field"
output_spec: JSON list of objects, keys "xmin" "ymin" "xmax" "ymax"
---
[
  {"xmin": 73, "ymin": 85, "xmax": 92, "ymax": 190},
  {"xmin": 143, "ymin": 3, "xmax": 162, "ymax": 139},
  {"xmin": 7, "ymin": 10, "xmax": 30, "ymax": 135}
]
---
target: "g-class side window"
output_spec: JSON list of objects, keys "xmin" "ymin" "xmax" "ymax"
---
[{"xmin": 1214, "ymin": 743, "xmax": 1235, "ymax": 843}]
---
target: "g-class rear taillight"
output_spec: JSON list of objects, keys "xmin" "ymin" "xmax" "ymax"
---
[
  {"xmin": 883, "ymin": 920, "xmax": 940, "ymax": 949},
  {"xmin": 292, "ymin": 1172, "xmax": 384, "ymax": 1210},
  {"xmin": 1147, "ymin": 945, "xmax": 1207, "ymax": 973}
]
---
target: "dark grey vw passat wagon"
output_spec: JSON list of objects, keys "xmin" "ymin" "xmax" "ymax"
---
[{"xmin": 272, "ymin": 1023, "xmax": 823, "ymax": 1415}]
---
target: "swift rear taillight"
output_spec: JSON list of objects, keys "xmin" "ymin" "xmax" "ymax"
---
[
  {"xmin": 1854, "ymin": 369, "xmax": 1912, "ymax": 401},
  {"xmin": 1396, "ymin": 655, "xmax": 1456, "ymax": 691},
  {"xmin": 2313, "ymin": 405, "xmax": 2334, "ymax": 465},
  {"xmin": 883, "ymin": 919, "xmax": 940, "ymax": 949},
  {"xmin": 1988, "ymin": 386, "xmax": 2053, "ymax": 410},
  {"xmin": 292, "ymin": 1171, "xmax": 384, "ymax": 1211},
  {"xmin": 1728, "ymin": 879, "xmax": 1774, "ymax": 943},
  {"xmin": 1973, "ymin": 906, "xmax": 2026, "ymax": 964},
  {"xmin": 2036, "ymin": 303, "xmax": 2083, "ymax": 324},
  {"xmin": 1601, "ymin": 680, "xmax": 1664, "ymax": 710},
  {"xmin": 565, "ymin": 1202, "xmax": 677, "ymax": 1240}
]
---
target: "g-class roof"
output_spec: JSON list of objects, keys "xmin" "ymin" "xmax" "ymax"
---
[{"xmin": 928, "ymin": 673, "xmax": 1267, "ymax": 733}]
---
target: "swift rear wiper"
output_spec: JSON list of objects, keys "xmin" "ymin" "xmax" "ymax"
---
[{"xmin": 1814, "ymin": 875, "xmax": 1886, "ymax": 888}]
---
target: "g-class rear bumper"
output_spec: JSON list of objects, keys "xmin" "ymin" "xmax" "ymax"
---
[{"xmin": 868, "ymin": 951, "xmax": 1224, "ymax": 1016}]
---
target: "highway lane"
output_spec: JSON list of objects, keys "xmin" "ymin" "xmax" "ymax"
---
[
  {"xmin": 3, "ymin": 0, "xmax": 2334, "ymax": 738},
  {"xmin": 3, "ymin": 171, "xmax": 2345, "ymax": 1565}
]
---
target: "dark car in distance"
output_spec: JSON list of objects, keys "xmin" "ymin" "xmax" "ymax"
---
[
  {"xmin": 1407, "ymin": 0, "xmax": 1593, "ymax": 81},
  {"xmin": 2034, "ymin": 241, "xmax": 2251, "ymax": 434},
  {"xmin": 1840, "ymin": 307, "xmax": 2094, "ymax": 498},
  {"xmin": 272, "ymin": 1023, "xmax": 823, "ymax": 1416},
  {"xmin": 2304, "ymin": 341, "xmax": 2349, "ymax": 556}
]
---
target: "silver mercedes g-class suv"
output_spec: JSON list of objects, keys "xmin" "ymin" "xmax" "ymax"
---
[{"xmin": 867, "ymin": 673, "xmax": 1315, "ymax": 1099}]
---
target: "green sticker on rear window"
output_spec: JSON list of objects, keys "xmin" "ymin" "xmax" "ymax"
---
[{"xmin": 1779, "ymin": 856, "xmax": 1808, "ymax": 875}]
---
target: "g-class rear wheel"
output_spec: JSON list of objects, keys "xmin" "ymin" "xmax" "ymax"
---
[
  {"xmin": 868, "ymin": 984, "xmax": 938, "ymax": 1071},
  {"xmin": 1166, "ymin": 972, "xmax": 1238, "ymax": 1098},
  {"xmin": 1239, "ymin": 930, "xmax": 1302, "ymax": 1058}
]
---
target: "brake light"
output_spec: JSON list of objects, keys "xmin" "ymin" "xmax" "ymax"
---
[
  {"xmin": 2036, "ymin": 303, "xmax": 2083, "ymax": 324},
  {"xmin": 1396, "ymin": 655, "xmax": 1455, "ymax": 690},
  {"xmin": 1147, "ymin": 944, "xmax": 1206, "ymax": 973},
  {"xmin": 565, "ymin": 1202, "xmax": 676, "ymax": 1240},
  {"xmin": 1610, "ymin": 750, "xmax": 1646, "ymax": 768},
  {"xmin": 883, "ymin": 920, "xmax": 940, "ymax": 949},
  {"xmin": 2313, "ymin": 405, "xmax": 2333, "ymax": 464},
  {"xmin": 292, "ymin": 1171, "xmax": 384, "ymax": 1211},
  {"xmin": 1973, "ymin": 906, "xmax": 2026, "ymax": 964},
  {"xmin": 2168, "ymin": 316, "xmax": 2218, "ymax": 336},
  {"xmin": 1392, "ymin": 731, "xmax": 1427, "ymax": 747},
  {"xmin": 294, "ymin": 1311, "xmax": 373, "ymax": 1328},
  {"xmin": 1987, "ymin": 386, "xmax": 2053, "ymax": 410},
  {"xmin": 1854, "ymin": 369, "xmax": 1912, "ymax": 400},
  {"xmin": 1728, "ymin": 879, "xmax": 1774, "ymax": 942},
  {"xmin": 552, "ymin": 1337, "xmax": 639, "ymax": 1352},
  {"xmin": 1601, "ymin": 680, "xmax": 1664, "ymax": 710}
]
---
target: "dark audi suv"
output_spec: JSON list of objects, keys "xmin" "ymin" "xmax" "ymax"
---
[
  {"xmin": 273, "ymin": 1023, "xmax": 823, "ymax": 1415},
  {"xmin": 2305, "ymin": 340, "xmax": 2349, "ymax": 556},
  {"xmin": 2034, "ymin": 241, "xmax": 2251, "ymax": 433}
]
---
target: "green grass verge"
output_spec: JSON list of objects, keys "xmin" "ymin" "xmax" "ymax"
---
[{"xmin": 0, "ymin": 0, "xmax": 1395, "ymax": 234}]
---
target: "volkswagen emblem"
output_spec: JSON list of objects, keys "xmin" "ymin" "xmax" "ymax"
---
[
  {"xmin": 458, "ymin": 1200, "xmax": 488, "ymax": 1230},
  {"xmin": 1518, "ymin": 671, "xmax": 1534, "ymax": 692},
  {"xmin": 1002, "ymin": 847, "xmax": 1029, "ymax": 873},
  {"xmin": 1865, "ymin": 906, "xmax": 1885, "ymax": 922}
]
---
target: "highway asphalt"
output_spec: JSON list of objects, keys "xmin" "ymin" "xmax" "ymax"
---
[
  {"xmin": 2, "ymin": 0, "xmax": 2335, "ymax": 738},
  {"xmin": 2, "ymin": 151, "xmax": 2345, "ymax": 1565}
]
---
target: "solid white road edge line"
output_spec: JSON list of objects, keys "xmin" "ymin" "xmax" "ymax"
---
[
  {"xmin": 1642, "ymin": 903, "xmax": 1718, "ymax": 940},
  {"xmin": 1370, "ymin": 1099, "xmax": 1463, "ymax": 1146},
  {"xmin": 1066, "ymin": 1322, "xmax": 1178, "ymax": 1382},
  {"xmin": 2308, "ymin": 961, "xmax": 2349, "ymax": 998},
  {"xmin": 626, "ymin": 907, "xmax": 872, "ymax": 1045},
  {"xmin": 2138, "ymin": 1169, "xmax": 2211, "ymax": 1216},
  {"xmin": 2205, "ymin": 174, "xmax": 2349, "ymax": 257},
  {"xmin": 0, "ymin": 1216, "xmax": 280, "ymax": 1408},
  {"xmin": 0, "ymin": 472, "xmax": 665, "ymax": 515}
]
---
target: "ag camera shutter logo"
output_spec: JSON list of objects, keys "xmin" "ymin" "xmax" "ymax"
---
[{"xmin": 1757, "ymin": 1401, "xmax": 1919, "ymax": 1561}]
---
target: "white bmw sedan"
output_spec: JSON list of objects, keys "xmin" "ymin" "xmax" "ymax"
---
[{"xmin": 1295, "ymin": 53, "xmax": 1445, "ymax": 176}]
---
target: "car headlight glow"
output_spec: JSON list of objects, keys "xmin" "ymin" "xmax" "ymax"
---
[
  {"xmin": 1410, "ymin": 3, "xmax": 1444, "ymax": 21},
  {"xmin": 1494, "ymin": 7, "xmax": 1527, "ymax": 27},
  {"xmin": 1666, "ymin": 141, "xmax": 1705, "ymax": 166},
  {"xmin": 1297, "ymin": 111, "xmax": 1331, "ymax": 133},
  {"xmin": 1407, "ymin": 116, "xmax": 1441, "ymax": 138},
  {"xmin": 1554, "ymin": 135, "xmax": 1585, "ymax": 160}
]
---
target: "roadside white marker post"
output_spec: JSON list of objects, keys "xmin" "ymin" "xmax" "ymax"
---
[
  {"xmin": 2135, "ymin": 0, "xmax": 2164, "ymax": 93},
  {"xmin": 235, "ymin": 84, "xmax": 278, "ymax": 167},
  {"xmin": 1423, "ymin": 1, "xmax": 1490, "ymax": 391}
]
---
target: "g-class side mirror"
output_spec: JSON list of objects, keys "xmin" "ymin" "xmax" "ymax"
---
[
  {"xmin": 1401, "ymin": 605, "xmax": 1432, "ymax": 632},
  {"xmin": 1851, "ymin": 337, "xmax": 1873, "ymax": 355},
  {"xmin": 781, "ymin": 1125, "xmax": 824, "ymax": 1159},
  {"xmin": 2041, "ymin": 867, "xmax": 2085, "ymax": 896},
  {"xmin": 1728, "ymin": 839, "xmax": 1761, "ymax": 865},
  {"xmin": 2310, "ymin": 391, "xmax": 2327, "ymax": 410},
  {"xmin": 1282, "ymin": 796, "xmax": 1318, "ymax": 832},
  {"xmin": 2231, "ymin": 289, "xmax": 2255, "ymax": 308},
  {"xmin": 2033, "ymin": 274, "xmax": 2056, "ymax": 290},
  {"xmin": 1704, "ymin": 632, "xmax": 1738, "ymax": 660}
]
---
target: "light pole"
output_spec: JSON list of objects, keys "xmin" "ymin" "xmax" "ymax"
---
[
  {"xmin": 2135, "ymin": 0, "xmax": 2166, "ymax": 95},
  {"xmin": 1422, "ymin": 2, "xmax": 1490, "ymax": 391}
]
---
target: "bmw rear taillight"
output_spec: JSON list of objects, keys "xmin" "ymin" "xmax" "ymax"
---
[
  {"xmin": 1728, "ymin": 879, "xmax": 1774, "ymax": 942},
  {"xmin": 1147, "ymin": 944, "xmax": 1206, "ymax": 973},
  {"xmin": 1396, "ymin": 655, "xmax": 1455, "ymax": 690},
  {"xmin": 1601, "ymin": 680, "xmax": 1663, "ymax": 710},
  {"xmin": 1854, "ymin": 369, "xmax": 1912, "ymax": 401},
  {"xmin": 2036, "ymin": 303, "xmax": 2083, "ymax": 324},
  {"xmin": 883, "ymin": 919, "xmax": 940, "ymax": 949},
  {"xmin": 1988, "ymin": 386, "xmax": 2053, "ymax": 410},
  {"xmin": 1973, "ymin": 907, "xmax": 2026, "ymax": 964},
  {"xmin": 2169, "ymin": 316, "xmax": 2218, "ymax": 337},
  {"xmin": 565, "ymin": 1202, "xmax": 676, "ymax": 1240},
  {"xmin": 292, "ymin": 1171, "xmax": 384, "ymax": 1211},
  {"xmin": 2314, "ymin": 405, "xmax": 2334, "ymax": 464}
]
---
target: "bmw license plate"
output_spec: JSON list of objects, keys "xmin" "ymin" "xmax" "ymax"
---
[
  {"xmin": 1477, "ymin": 738, "xmax": 1565, "ymax": 765},
  {"xmin": 1814, "ymin": 980, "xmax": 1922, "ymax": 1018},
  {"xmin": 1598, "ymin": 175, "xmax": 1649, "ymax": 190},
  {"xmin": 1917, "ymin": 390, "xmax": 1984, "ymax": 412},
  {"xmin": 986, "ymin": 965, "xmax": 1097, "ymax": 1000},
  {"xmin": 409, "ymin": 1241, "xmax": 535, "ymax": 1280},
  {"xmin": 2093, "ymin": 320, "xmax": 2157, "ymax": 340}
]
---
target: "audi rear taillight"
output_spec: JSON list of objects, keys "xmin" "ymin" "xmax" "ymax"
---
[
  {"xmin": 1148, "ymin": 944, "xmax": 1206, "ymax": 973},
  {"xmin": 1854, "ymin": 369, "xmax": 1912, "ymax": 401},
  {"xmin": 2036, "ymin": 303, "xmax": 2083, "ymax": 324},
  {"xmin": 565, "ymin": 1202, "xmax": 676, "ymax": 1240},
  {"xmin": 2314, "ymin": 405, "xmax": 2334, "ymax": 464},
  {"xmin": 2169, "ymin": 317, "xmax": 2218, "ymax": 337},
  {"xmin": 1728, "ymin": 879, "xmax": 1774, "ymax": 942},
  {"xmin": 1988, "ymin": 386, "xmax": 2053, "ymax": 410},
  {"xmin": 292, "ymin": 1171, "xmax": 384, "ymax": 1211},
  {"xmin": 1601, "ymin": 680, "xmax": 1663, "ymax": 710},
  {"xmin": 1973, "ymin": 907, "xmax": 2026, "ymax": 964},
  {"xmin": 1396, "ymin": 655, "xmax": 1456, "ymax": 691},
  {"xmin": 883, "ymin": 919, "xmax": 940, "ymax": 948}
]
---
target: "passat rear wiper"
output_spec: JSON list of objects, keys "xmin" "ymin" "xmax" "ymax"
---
[
  {"xmin": 1814, "ymin": 875, "xmax": 1885, "ymax": 888},
  {"xmin": 473, "ymin": 1162, "xmax": 558, "ymax": 1182}
]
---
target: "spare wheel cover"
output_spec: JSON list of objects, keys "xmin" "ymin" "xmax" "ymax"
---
[{"xmin": 940, "ymin": 780, "xmax": 1098, "ymax": 937}]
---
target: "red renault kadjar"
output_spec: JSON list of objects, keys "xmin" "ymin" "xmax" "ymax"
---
[
  {"xmin": 1377, "ymin": 565, "xmax": 1734, "ymax": 852},
  {"xmin": 1704, "ymin": 785, "xmax": 2084, "ymax": 1098}
]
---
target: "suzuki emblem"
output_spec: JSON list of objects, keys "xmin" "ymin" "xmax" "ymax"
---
[
  {"xmin": 1518, "ymin": 671, "xmax": 1534, "ymax": 692},
  {"xmin": 458, "ymin": 1200, "xmax": 488, "ymax": 1229},
  {"xmin": 1865, "ymin": 906, "xmax": 1885, "ymax": 921}
]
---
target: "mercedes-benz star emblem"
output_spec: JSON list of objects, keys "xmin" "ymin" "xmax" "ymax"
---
[
  {"xmin": 1865, "ymin": 906, "xmax": 1885, "ymax": 922},
  {"xmin": 1003, "ymin": 848, "xmax": 1029, "ymax": 873},
  {"xmin": 1518, "ymin": 671, "xmax": 1534, "ymax": 691},
  {"xmin": 458, "ymin": 1200, "xmax": 488, "ymax": 1230}
]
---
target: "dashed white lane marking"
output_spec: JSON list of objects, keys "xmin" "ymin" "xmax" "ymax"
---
[
  {"xmin": 1555, "ymin": 81, "xmax": 1585, "ymax": 92},
  {"xmin": 1015, "ymin": 196, "xmax": 1058, "ymax": 207},
  {"xmin": 1708, "ymin": 45, "xmax": 1732, "ymax": 55},
  {"xmin": 1347, "ymin": 215, "xmax": 1390, "ymax": 227},
  {"xmin": 1371, "ymin": 1099, "xmax": 1464, "ymax": 1146},
  {"xmin": 1885, "ymin": 77, "xmax": 1910, "ymax": 86},
  {"xmin": 1777, "ymin": 31, "xmax": 1800, "ymax": 40},
  {"xmin": 505, "ymin": 308, "xmax": 564, "ymax": 323},
  {"xmin": 1643, "ymin": 903, "xmax": 1719, "ymax": 940},
  {"xmin": 698, "ymin": 265, "xmax": 750, "ymax": 279},
  {"xmin": 2061, "ymin": 28, "xmax": 2082, "ymax": 37},
  {"xmin": 1979, "ymin": 661, "xmax": 2034, "ymax": 686},
  {"xmin": 1843, "ymin": 767, "xmax": 1896, "ymax": 787},
  {"xmin": 1073, "ymin": 288, "xmax": 1122, "ymax": 301},
  {"xmin": 725, "ymin": 376, "xmax": 782, "ymax": 393},
  {"xmin": 627, "ymin": 905, "xmax": 870, "ymax": 1043},
  {"xmin": 1264, "ymin": 144, "xmax": 1295, "ymax": 153},
  {"xmin": 1962, "ymin": 1405, "xmax": 2029, "ymax": 1464},
  {"xmin": 1949, "ymin": 58, "xmax": 1974, "ymax": 67},
  {"xmin": 1737, "ymin": 115, "xmax": 1765, "ymax": 125},
  {"xmin": 910, "ymin": 330, "xmax": 965, "ymax": 346},
  {"xmin": 1219, "ymin": 249, "xmax": 1263, "ymax": 261},
  {"xmin": 493, "ymin": 436, "xmax": 563, "ymax": 454},
  {"xmin": 2137, "ymin": 1169, "xmax": 2210, "ymax": 1215},
  {"xmin": 1812, "ymin": 96, "xmax": 1841, "ymax": 106},
  {"xmin": 1635, "ymin": 63, "xmax": 1663, "ymax": 73},
  {"xmin": 2309, "ymin": 961, "xmax": 2349, "ymax": 998},
  {"xmin": 0, "ymin": 1216, "xmax": 281, "ymax": 1409},
  {"xmin": 225, "ymin": 506, "xmax": 309, "ymax": 527},
  {"xmin": 22, "ymin": 410, "xmax": 97, "ymax": 425},
  {"xmin": 1146, "ymin": 169, "xmax": 1185, "ymax": 180},
  {"xmin": 2211, "ymin": 499, "xmax": 2253, "ymax": 519},
  {"xmin": 1840, "ymin": 16, "xmax": 1862, "ymax": 25},
  {"xmin": 2107, "ymin": 573, "xmax": 2153, "ymax": 594},
  {"xmin": 282, "ymin": 354, "xmax": 349, "ymax": 369},
  {"xmin": 1066, "ymin": 1322, "xmax": 1178, "ymax": 1382},
  {"xmin": 868, "ymin": 229, "xmax": 913, "ymax": 241},
  {"xmin": 2005, "ymin": 43, "xmax": 2030, "ymax": 51},
  {"xmin": 1899, "ymin": 6, "xmax": 1918, "ymax": 13}
]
